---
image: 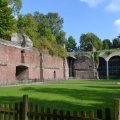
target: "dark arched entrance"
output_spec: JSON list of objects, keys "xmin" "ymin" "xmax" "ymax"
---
[
  {"xmin": 16, "ymin": 65, "xmax": 29, "ymax": 81},
  {"xmin": 108, "ymin": 56, "xmax": 120, "ymax": 79},
  {"xmin": 98, "ymin": 57, "xmax": 107, "ymax": 79}
]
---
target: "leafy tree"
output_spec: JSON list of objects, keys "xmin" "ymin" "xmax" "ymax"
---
[
  {"xmin": 33, "ymin": 11, "xmax": 67, "ymax": 57},
  {"xmin": 17, "ymin": 14, "xmax": 38, "ymax": 43},
  {"xmin": 6, "ymin": 0, "xmax": 22, "ymax": 15},
  {"xmin": 56, "ymin": 30, "xmax": 66, "ymax": 45},
  {"xmin": 66, "ymin": 36, "xmax": 77, "ymax": 52},
  {"xmin": 46, "ymin": 12, "xmax": 63, "ymax": 35},
  {"xmin": 34, "ymin": 12, "xmax": 51, "ymax": 37},
  {"xmin": 112, "ymin": 35, "xmax": 120, "ymax": 48},
  {"xmin": 0, "ymin": 0, "xmax": 16, "ymax": 40},
  {"xmin": 102, "ymin": 39, "xmax": 112, "ymax": 49},
  {"xmin": 80, "ymin": 32, "xmax": 102, "ymax": 51}
]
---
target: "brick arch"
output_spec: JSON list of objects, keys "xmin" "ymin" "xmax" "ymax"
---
[
  {"xmin": 16, "ymin": 65, "xmax": 29, "ymax": 81},
  {"xmin": 108, "ymin": 56, "xmax": 120, "ymax": 79}
]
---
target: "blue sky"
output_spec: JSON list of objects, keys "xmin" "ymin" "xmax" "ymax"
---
[{"xmin": 21, "ymin": 0, "xmax": 120, "ymax": 44}]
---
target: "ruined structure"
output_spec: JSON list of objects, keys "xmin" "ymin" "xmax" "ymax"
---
[
  {"xmin": 0, "ymin": 33, "xmax": 120, "ymax": 85},
  {"xmin": 0, "ymin": 33, "xmax": 69, "ymax": 85},
  {"xmin": 67, "ymin": 52, "xmax": 95, "ymax": 79},
  {"xmin": 67, "ymin": 51, "xmax": 120, "ymax": 79}
]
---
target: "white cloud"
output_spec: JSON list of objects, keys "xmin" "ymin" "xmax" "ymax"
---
[
  {"xmin": 80, "ymin": 0, "xmax": 102, "ymax": 7},
  {"xmin": 106, "ymin": 0, "xmax": 120, "ymax": 12},
  {"xmin": 114, "ymin": 19, "xmax": 120, "ymax": 33}
]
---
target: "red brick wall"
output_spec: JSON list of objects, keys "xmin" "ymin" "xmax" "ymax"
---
[
  {"xmin": 0, "ymin": 43, "xmax": 69, "ymax": 84},
  {"xmin": 0, "ymin": 43, "xmax": 40, "ymax": 84},
  {"xmin": 0, "ymin": 66, "xmax": 16, "ymax": 84},
  {"xmin": 74, "ymin": 56, "xmax": 94, "ymax": 79},
  {"xmin": 42, "ymin": 53, "xmax": 68, "ymax": 81}
]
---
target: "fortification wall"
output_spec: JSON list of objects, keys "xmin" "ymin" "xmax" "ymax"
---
[
  {"xmin": 42, "ymin": 53, "xmax": 69, "ymax": 81},
  {"xmin": 0, "ymin": 41, "xmax": 68, "ymax": 84},
  {"xmin": 74, "ymin": 56, "xmax": 94, "ymax": 79}
]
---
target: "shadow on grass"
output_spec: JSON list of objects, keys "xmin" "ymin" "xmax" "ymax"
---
[
  {"xmin": 0, "ymin": 95, "xmax": 112, "ymax": 113},
  {"xmin": 0, "ymin": 93, "xmax": 115, "ymax": 119},
  {"xmin": 19, "ymin": 86, "xmax": 118, "ymax": 110}
]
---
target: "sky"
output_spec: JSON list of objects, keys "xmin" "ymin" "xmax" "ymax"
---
[{"xmin": 21, "ymin": 0, "xmax": 120, "ymax": 44}]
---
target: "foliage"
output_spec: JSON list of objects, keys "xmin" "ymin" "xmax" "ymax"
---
[
  {"xmin": 56, "ymin": 30, "xmax": 66, "ymax": 45},
  {"xmin": 112, "ymin": 36, "xmax": 120, "ymax": 48},
  {"xmin": 102, "ymin": 39, "xmax": 112, "ymax": 49},
  {"xmin": 80, "ymin": 32, "xmax": 102, "ymax": 51},
  {"xmin": 6, "ymin": 0, "xmax": 22, "ymax": 15},
  {"xmin": 105, "ymin": 51, "xmax": 112, "ymax": 55},
  {"xmin": 46, "ymin": 12, "xmax": 63, "ymax": 35},
  {"xmin": 17, "ymin": 14, "xmax": 38, "ymax": 41},
  {"xmin": 94, "ymin": 51, "xmax": 100, "ymax": 63},
  {"xmin": 66, "ymin": 36, "xmax": 77, "ymax": 52},
  {"xmin": 0, "ymin": 0, "xmax": 16, "ymax": 40}
]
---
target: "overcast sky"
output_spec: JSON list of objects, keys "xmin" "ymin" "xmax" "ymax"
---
[{"xmin": 21, "ymin": 0, "xmax": 120, "ymax": 44}]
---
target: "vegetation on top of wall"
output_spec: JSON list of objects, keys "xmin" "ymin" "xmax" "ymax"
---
[
  {"xmin": 105, "ymin": 51, "xmax": 112, "ymax": 56},
  {"xmin": 94, "ymin": 51, "xmax": 100, "ymax": 64}
]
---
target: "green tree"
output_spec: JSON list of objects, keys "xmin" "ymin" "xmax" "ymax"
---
[
  {"xmin": 80, "ymin": 32, "xmax": 102, "ymax": 51},
  {"xmin": 56, "ymin": 30, "xmax": 66, "ymax": 45},
  {"xmin": 0, "ymin": 0, "xmax": 16, "ymax": 40},
  {"xmin": 112, "ymin": 35, "xmax": 120, "ymax": 48},
  {"xmin": 102, "ymin": 39, "xmax": 112, "ymax": 49},
  {"xmin": 34, "ymin": 12, "xmax": 51, "ymax": 37},
  {"xmin": 66, "ymin": 36, "xmax": 77, "ymax": 52},
  {"xmin": 33, "ymin": 11, "xmax": 67, "ymax": 57},
  {"xmin": 6, "ymin": 0, "xmax": 22, "ymax": 15},
  {"xmin": 17, "ymin": 14, "xmax": 38, "ymax": 43},
  {"xmin": 46, "ymin": 12, "xmax": 63, "ymax": 35}
]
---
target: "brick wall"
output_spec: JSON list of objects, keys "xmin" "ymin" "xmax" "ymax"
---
[
  {"xmin": 74, "ymin": 56, "xmax": 94, "ymax": 79},
  {"xmin": 42, "ymin": 53, "xmax": 68, "ymax": 81},
  {"xmin": 0, "ymin": 42, "xmax": 69, "ymax": 84}
]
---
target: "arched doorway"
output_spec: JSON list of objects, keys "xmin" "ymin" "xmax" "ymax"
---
[
  {"xmin": 108, "ymin": 56, "xmax": 120, "ymax": 79},
  {"xmin": 16, "ymin": 65, "xmax": 29, "ymax": 81},
  {"xmin": 98, "ymin": 57, "xmax": 107, "ymax": 79}
]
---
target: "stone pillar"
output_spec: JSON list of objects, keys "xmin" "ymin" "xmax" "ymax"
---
[{"xmin": 106, "ymin": 60, "xmax": 109, "ymax": 80}]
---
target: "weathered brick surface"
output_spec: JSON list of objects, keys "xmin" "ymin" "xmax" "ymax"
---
[
  {"xmin": 74, "ymin": 56, "xmax": 94, "ymax": 79},
  {"xmin": 0, "ymin": 42, "xmax": 69, "ymax": 85},
  {"xmin": 0, "ymin": 66, "xmax": 16, "ymax": 84},
  {"xmin": 42, "ymin": 53, "xmax": 68, "ymax": 81}
]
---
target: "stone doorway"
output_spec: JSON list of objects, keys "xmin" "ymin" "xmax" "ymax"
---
[{"xmin": 16, "ymin": 65, "xmax": 29, "ymax": 81}]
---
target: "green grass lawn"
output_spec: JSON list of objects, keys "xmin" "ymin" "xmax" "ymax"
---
[{"xmin": 0, "ymin": 79, "xmax": 120, "ymax": 117}]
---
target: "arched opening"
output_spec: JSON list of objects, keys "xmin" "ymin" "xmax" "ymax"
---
[
  {"xmin": 16, "ymin": 65, "xmax": 29, "ymax": 81},
  {"xmin": 108, "ymin": 56, "xmax": 120, "ymax": 79},
  {"xmin": 98, "ymin": 57, "xmax": 107, "ymax": 79}
]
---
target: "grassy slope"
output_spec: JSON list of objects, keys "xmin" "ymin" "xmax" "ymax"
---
[{"xmin": 0, "ymin": 80, "xmax": 120, "ymax": 117}]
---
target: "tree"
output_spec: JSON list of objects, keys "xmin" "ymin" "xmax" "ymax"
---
[
  {"xmin": 0, "ymin": 0, "xmax": 16, "ymax": 40},
  {"xmin": 56, "ymin": 30, "xmax": 66, "ymax": 45},
  {"xmin": 66, "ymin": 36, "xmax": 77, "ymax": 52},
  {"xmin": 102, "ymin": 39, "xmax": 112, "ymax": 49},
  {"xmin": 33, "ymin": 11, "xmax": 67, "ymax": 57},
  {"xmin": 17, "ymin": 14, "xmax": 38, "ymax": 43},
  {"xmin": 46, "ymin": 12, "xmax": 63, "ymax": 35},
  {"xmin": 6, "ymin": 0, "xmax": 22, "ymax": 15},
  {"xmin": 33, "ymin": 12, "xmax": 51, "ymax": 37},
  {"xmin": 80, "ymin": 32, "xmax": 102, "ymax": 51},
  {"xmin": 112, "ymin": 35, "xmax": 120, "ymax": 48}
]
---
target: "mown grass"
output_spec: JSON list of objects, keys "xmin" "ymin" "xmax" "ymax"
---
[{"xmin": 0, "ymin": 79, "xmax": 120, "ymax": 117}]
